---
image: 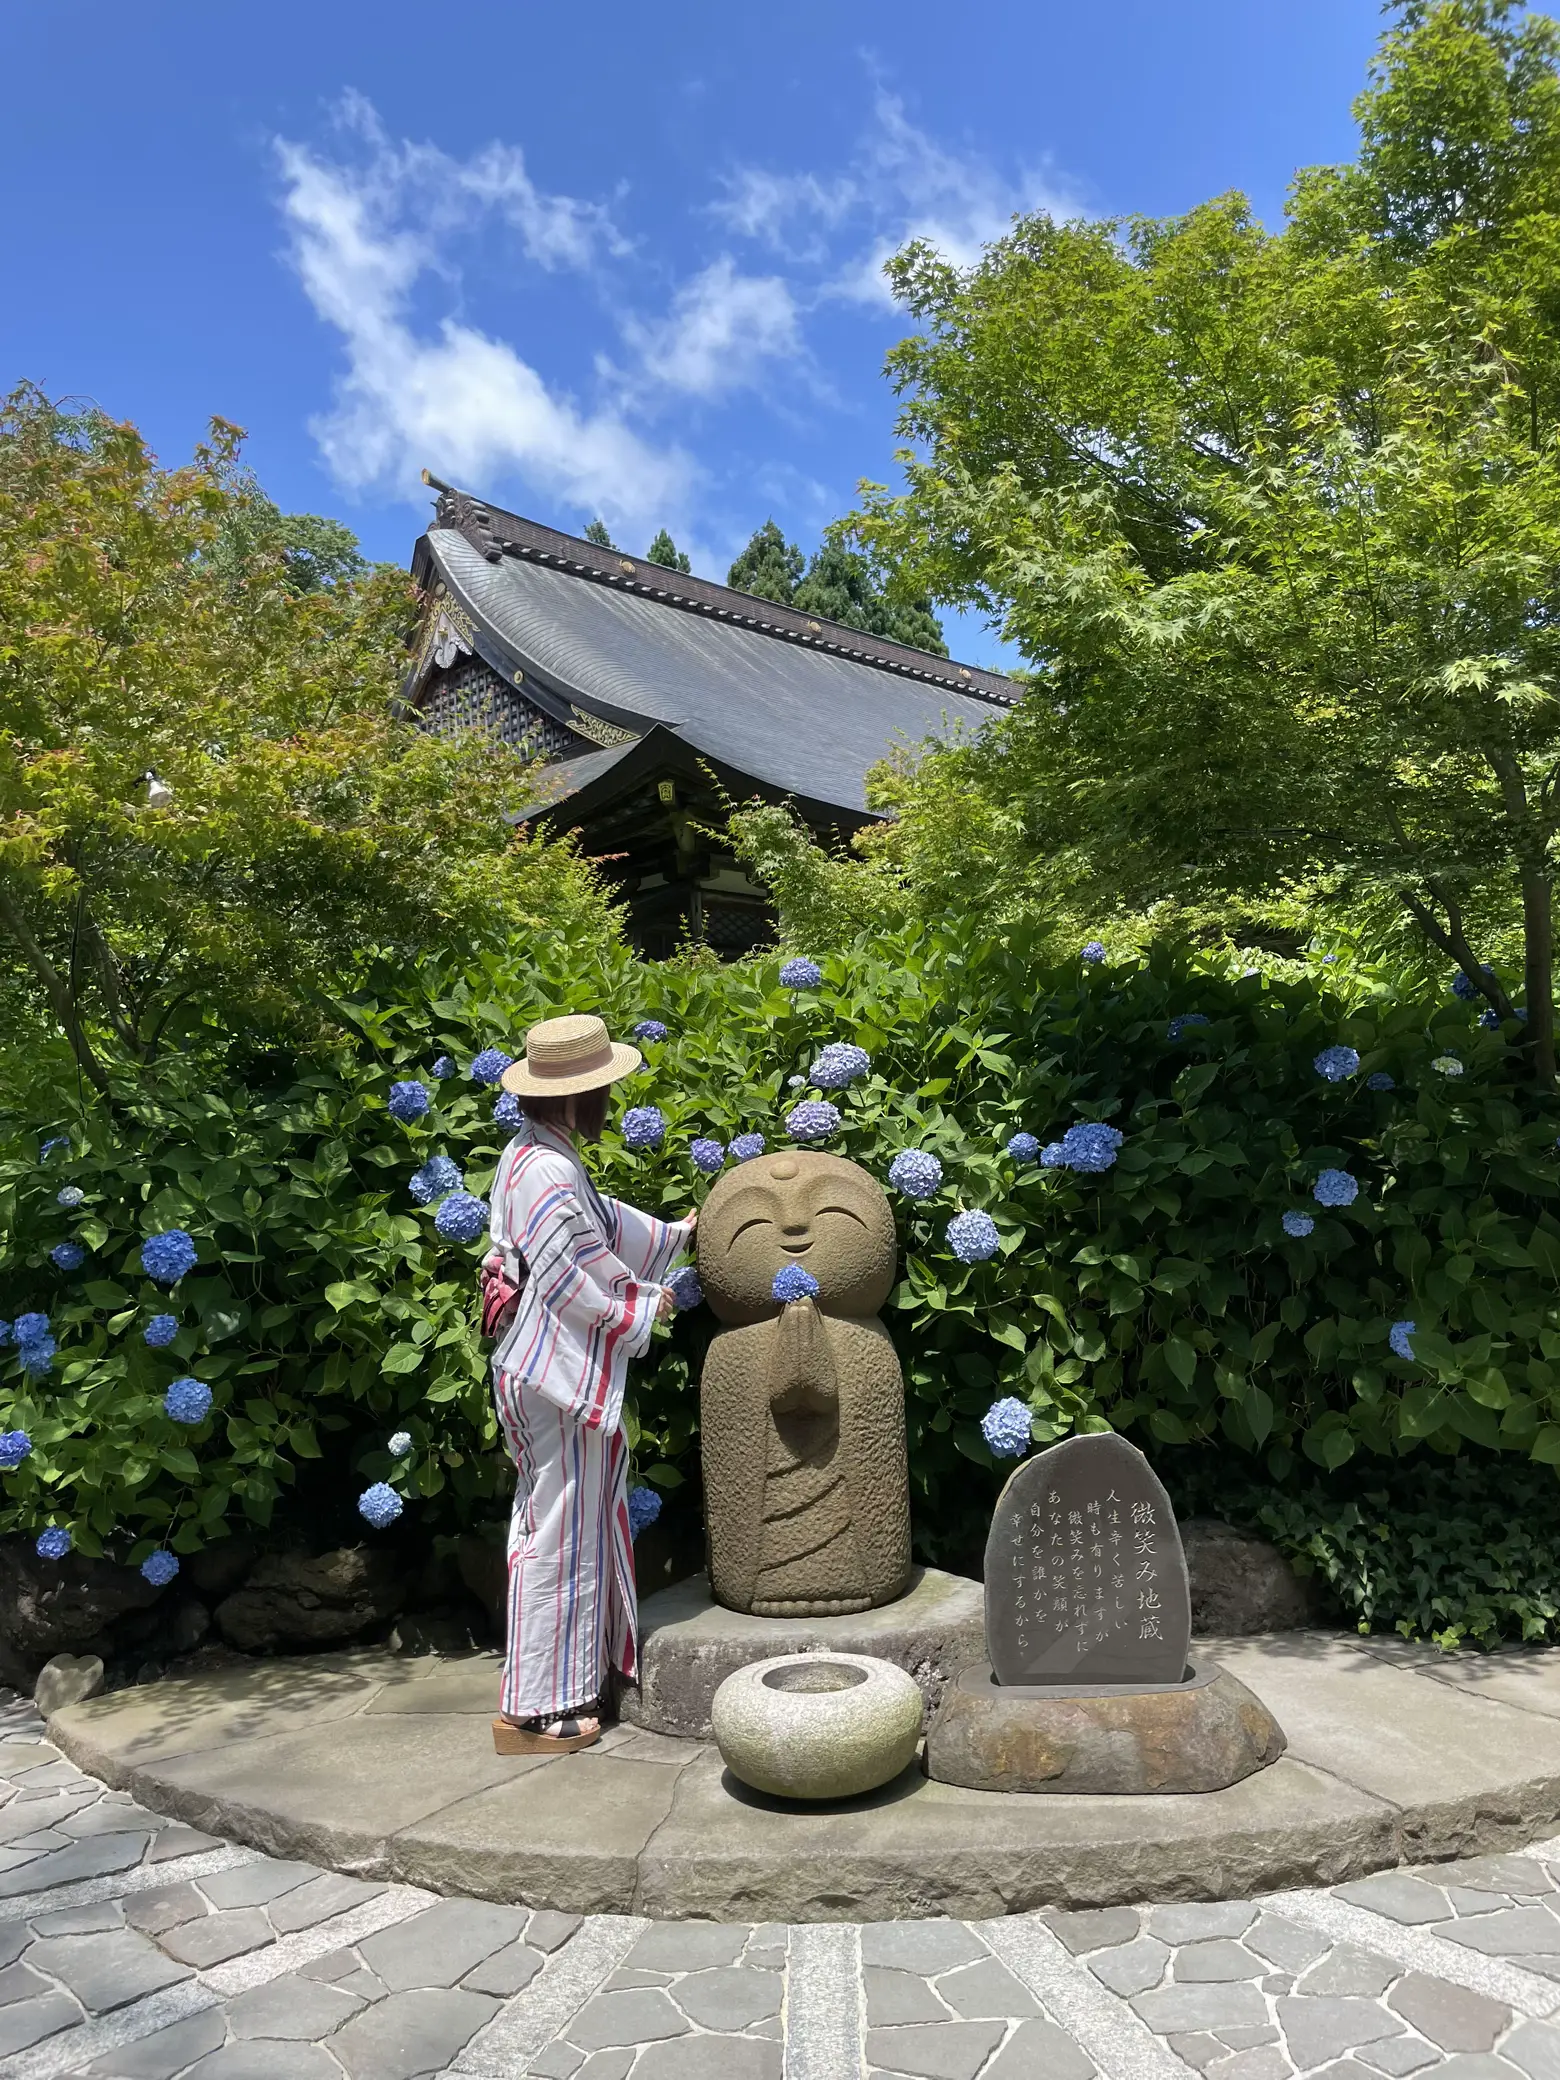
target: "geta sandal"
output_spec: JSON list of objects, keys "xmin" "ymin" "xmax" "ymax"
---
[{"xmin": 492, "ymin": 1712, "xmax": 602, "ymax": 1756}]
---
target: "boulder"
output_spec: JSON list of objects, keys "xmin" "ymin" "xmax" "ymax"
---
[
  {"xmin": 0, "ymin": 1541, "xmax": 165, "ymax": 1662},
  {"xmin": 1182, "ymin": 1519, "xmax": 1316, "ymax": 1635},
  {"xmin": 185, "ymin": 1535, "xmax": 257, "ymax": 1602},
  {"xmin": 33, "ymin": 1652, "xmax": 105, "ymax": 1715},
  {"xmin": 214, "ymin": 1546, "xmax": 407, "ymax": 1651}
]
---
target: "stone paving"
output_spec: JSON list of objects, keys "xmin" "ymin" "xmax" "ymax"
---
[{"xmin": 11, "ymin": 1689, "xmax": 1560, "ymax": 2077}]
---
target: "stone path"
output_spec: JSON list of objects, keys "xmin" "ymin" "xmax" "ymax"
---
[{"xmin": 10, "ymin": 1691, "xmax": 1560, "ymax": 2078}]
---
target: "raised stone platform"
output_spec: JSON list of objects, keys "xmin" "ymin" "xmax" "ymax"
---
[
  {"xmin": 617, "ymin": 1565, "xmax": 985, "ymax": 1736},
  {"xmin": 40, "ymin": 1629, "xmax": 1560, "ymax": 1922}
]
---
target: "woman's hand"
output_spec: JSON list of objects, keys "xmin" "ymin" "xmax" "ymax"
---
[
  {"xmin": 656, "ymin": 1287, "xmax": 677, "ymax": 1321},
  {"xmin": 685, "ymin": 1209, "xmax": 697, "ymax": 1230}
]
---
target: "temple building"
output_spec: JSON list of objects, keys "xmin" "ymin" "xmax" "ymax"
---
[{"xmin": 407, "ymin": 476, "xmax": 1019, "ymax": 957}]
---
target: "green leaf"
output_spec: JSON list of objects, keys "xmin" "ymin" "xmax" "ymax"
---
[{"xmin": 380, "ymin": 1343, "xmax": 425, "ymax": 1375}]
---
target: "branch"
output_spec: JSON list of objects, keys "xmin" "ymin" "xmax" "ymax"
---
[
  {"xmin": 1402, "ymin": 879, "xmax": 1515, "ymax": 1019},
  {"xmin": 0, "ymin": 876, "xmax": 111, "ymax": 1093},
  {"xmin": 83, "ymin": 915, "xmax": 139, "ymax": 1054}
]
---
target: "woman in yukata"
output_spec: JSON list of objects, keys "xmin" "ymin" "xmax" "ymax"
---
[{"xmin": 486, "ymin": 1014, "xmax": 694, "ymax": 1756}]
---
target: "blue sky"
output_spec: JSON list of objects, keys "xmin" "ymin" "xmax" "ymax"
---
[{"xmin": 5, "ymin": 1, "xmax": 1382, "ymax": 665}]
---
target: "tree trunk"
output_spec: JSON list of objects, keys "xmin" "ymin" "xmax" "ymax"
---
[
  {"xmin": 1522, "ymin": 866, "xmax": 1556, "ymax": 1085},
  {"xmin": 0, "ymin": 877, "xmax": 110, "ymax": 1095}
]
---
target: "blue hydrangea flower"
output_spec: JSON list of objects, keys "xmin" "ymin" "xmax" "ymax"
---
[
  {"xmin": 773, "ymin": 1264, "xmax": 821, "ymax": 1303},
  {"xmin": 163, "ymin": 1377, "xmax": 212, "ymax": 1425},
  {"xmin": 779, "ymin": 957, "xmax": 822, "ymax": 989},
  {"xmin": 1060, "ymin": 1123, "xmax": 1124, "ymax": 1173},
  {"xmin": 141, "ymin": 1550, "xmax": 179, "ymax": 1586},
  {"xmin": 1452, "ymin": 964, "xmax": 1494, "ymax": 1001},
  {"xmin": 39, "ymin": 1136, "xmax": 68, "ymax": 1160},
  {"xmin": 810, "ymin": 1042, "xmax": 871, "ymax": 1089},
  {"xmin": 1390, "ymin": 1318, "xmax": 1416, "ymax": 1361},
  {"xmin": 0, "ymin": 1430, "xmax": 32, "ymax": 1469},
  {"xmin": 1366, "ymin": 1072, "xmax": 1395, "ymax": 1092},
  {"xmin": 1313, "ymin": 1168, "xmax": 1359, "ymax": 1208},
  {"xmin": 623, "ymin": 1106, "xmax": 667, "ymax": 1151},
  {"xmin": 1167, "ymin": 1013, "xmax": 1210, "ymax": 1040},
  {"xmin": 1432, "ymin": 1055, "xmax": 1465, "ymax": 1077},
  {"xmin": 388, "ymin": 1080, "xmax": 432, "ymax": 1123},
  {"xmin": 493, "ymin": 1092, "xmax": 522, "ymax": 1130},
  {"xmin": 729, "ymin": 1133, "xmax": 766, "ymax": 1162},
  {"xmin": 1007, "ymin": 1132, "xmax": 1040, "ymax": 1164},
  {"xmin": 15, "ymin": 1312, "xmax": 49, "ymax": 1346},
  {"xmin": 435, "ymin": 1192, "xmax": 490, "ymax": 1244},
  {"xmin": 668, "ymin": 1265, "xmax": 703, "ymax": 1311},
  {"xmin": 1480, "ymin": 1009, "xmax": 1501, "ymax": 1030},
  {"xmin": 1282, "ymin": 1211, "xmax": 1315, "ymax": 1238},
  {"xmin": 1080, "ymin": 940, "xmax": 1107, "ymax": 964},
  {"xmin": 409, "ymin": 1154, "xmax": 462, "ymax": 1205},
  {"xmin": 144, "ymin": 1315, "xmax": 179, "ymax": 1348},
  {"xmin": 0, "ymin": 1321, "xmax": 9, "ymax": 1345},
  {"xmin": 1314, "ymin": 1045, "xmax": 1361, "ymax": 1081},
  {"xmin": 628, "ymin": 1485, "xmax": 663, "ymax": 1537},
  {"xmin": 431, "ymin": 1055, "xmax": 456, "ymax": 1078},
  {"xmin": 947, "ymin": 1210, "xmax": 1001, "ymax": 1263},
  {"xmin": 888, "ymin": 1148, "xmax": 943, "ymax": 1199},
  {"xmin": 56, "ymin": 1186, "xmax": 84, "ymax": 1210},
  {"xmin": 35, "ymin": 1527, "xmax": 71, "ymax": 1561},
  {"xmin": 50, "ymin": 1242, "xmax": 85, "ymax": 1271},
  {"xmin": 1040, "ymin": 1141, "xmax": 1067, "ymax": 1168},
  {"xmin": 788, "ymin": 1074, "xmax": 806, "ymax": 1089},
  {"xmin": 981, "ymin": 1396, "xmax": 1033, "ymax": 1458},
  {"xmin": 468, "ymin": 1048, "xmax": 515, "ymax": 1085},
  {"xmin": 358, "ymin": 1482, "xmax": 403, "ymax": 1530},
  {"xmin": 18, "ymin": 1336, "xmax": 55, "ymax": 1375},
  {"xmin": 786, "ymin": 1100, "xmax": 841, "ymax": 1142},
  {"xmin": 690, "ymin": 1137, "xmax": 725, "ymax": 1174},
  {"xmin": 141, "ymin": 1230, "xmax": 198, "ymax": 1286},
  {"xmin": 388, "ymin": 1431, "xmax": 414, "ymax": 1458},
  {"xmin": 632, "ymin": 1020, "xmax": 668, "ymax": 1043}
]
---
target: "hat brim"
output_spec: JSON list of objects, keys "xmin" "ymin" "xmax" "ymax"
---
[{"xmin": 500, "ymin": 1042, "xmax": 642, "ymax": 1098}]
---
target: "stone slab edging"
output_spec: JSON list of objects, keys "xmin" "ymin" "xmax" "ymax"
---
[{"xmin": 43, "ymin": 1630, "xmax": 1560, "ymax": 1923}]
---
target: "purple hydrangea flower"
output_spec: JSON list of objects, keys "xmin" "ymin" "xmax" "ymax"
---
[
  {"xmin": 387, "ymin": 1080, "xmax": 431, "ymax": 1123},
  {"xmin": 0, "ymin": 1321, "xmax": 10, "ymax": 1346},
  {"xmin": 668, "ymin": 1265, "xmax": 703, "ymax": 1311},
  {"xmin": 1313, "ymin": 1168, "xmax": 1359, "ymax": 1208},
  {"xmin": 1366, "ymin": 1072, "xmax": 1395, "ymax": 1092},
  {"xmin": 632, "ymin": 1020, "xmax": 668, "ymax": 1043},
  {"xmin": 786, "ymin": 1100, "xmax": 841, "ymax": 1142},
  {"xmin": 1452, "ymin": 965, "xmax": 1495, "ymax": 1001},
  {"xmin": 689, "ymin": 1137, "xmax": 725, "ymax": 1174},
  {"xmin": 140, "ymin": 1550, "xmax": 179, "ymax": 1586},
  {"xmin": 409, "ymin": 1155, "xmax": 462, "ymax": 1205},
  {"xmin": 18, "ymin": 1336, "xmax": 55, "ymax": 1375},
  {"xmin": 163, "ymin": 1377, "xmax": 212, "ymax": 1425},
  {"xmin": 1080, "ymin": 940, "xmax": 1107, "ymax": 964},
  {"xmin": 779, "ymin": 957, "xmax": 822, "ymax": 989},
  {"xmin": 888, "ymin": 1148, "xmax": 943, "ymax": 1199},
  {"xmin": 431, "ymin": 1055, "xmax": 456, "ymax": 1078},
  {"xmin": 1314, "ymin": 1045, "xmax": 1361, "ymax": 1081},
  {"xmin": 981, "ymin": 1396, "xmax": 1033, "ymax": 1458},
  {"xmin": 35, "ymin": 1527, "xmax": 71, "ymax": 1561},
  {"xmin": 434, "ymin": 1192, "xmax": 490, "ymax": 1244},
  {"xmin": 773, "ymin": 1264, "xmax": 821, "ymax": 1303},
  {"xmin": 56, "ymin": 1186, "xmax": 84, "ymax": 1210},
  {"xmin": 1040, "ymin": 1141, "xmax": 1066, "ymax": 1168},
  {"xmin": 1007, "ymin": 1132, "xmax": 1040, "ymax": 1163},
  {"xmin": 468, "ymin": 1048, "xmax": 514, "ymax": 1085},
  {"xmin": 50, "ymin": 1242, "xmax": 85, "ymax": 1271},
  {"xmin": 947, "ymin": 1210, "xmax": 1001, "ymax": 1263},
  {"xmin": 14, "ymin": 1312, "xmax": 49, "ymax": 1346},
  {"xmin": 357, "ymin": 1482, "xmax": 403, "ymax": 1529},
  {"xmin": 141, "ymin": 1230, "xmax": 198, "ymax": 1286},
  {"xmin": 628, "ymin": 1485, "xmax": 663, "ymax": 1536},
  {"xmin": 810, "ymin": 1042, "xmax": 871, "ymax": 1089},
  {"xmin": 493, "ymin": 1092, "xmax": 522, "ymax": 1130},
  {"xmin": 729, "ymin": 1133, "xmax": 766, "ymax": 1162},
  {"xmin": 1282, "ymin": 1211, "xmax": 1315, "ymax": 1238},
  {"xmin": 0, "ymin": 1430, "xmax": 32, "ymax": 1469},
  {"xmin": 1167, "ymin": 1013, "xmax": 1210, "ymax": 1040},
  {"xmin": 1389, "ymin": 1318, "xmax": 1416, "ymax": 1360},
  {"xmin": 1060, "ymin": 1123, "xmax": 1124, "ymax": 1173},
  {"xmin": 623, "ymin": 1106, "xmax": 667, "ymax": 1151},
  {"xmin": 144, "ymin": 1314, "xmax": 179, "ymax": 1348}
]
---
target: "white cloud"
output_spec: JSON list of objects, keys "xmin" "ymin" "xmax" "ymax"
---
[
  {"xmin": 618, "ymin": 257, "xmax": 803, "ymax": 401},
  {"xmin": 274, "ymin": 100, "xmax": 690, "ymax": 533},
  {"xmin": 711, "ymin": 168, "xmax": 858, "ymax": 257}
]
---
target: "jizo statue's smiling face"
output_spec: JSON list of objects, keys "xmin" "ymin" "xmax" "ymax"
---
[{"xmin": 698, "ymin": 1151, "xmax": 897, "ymax": 1324}]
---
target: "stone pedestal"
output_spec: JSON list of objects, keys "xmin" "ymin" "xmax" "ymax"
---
[
  {"xmin": 616, "ymin": 1566, "xmax": 984, "ymax": 1737},
  {"xmin": 925, "ymin": 1659, "xmax": 1286, "ymax": 1795}
]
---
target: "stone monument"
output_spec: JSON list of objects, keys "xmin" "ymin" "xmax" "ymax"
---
[
  {"xmin": 926, "ymin": 1432, "xmax": 1286, "ymax": 1794},
  {"xmin": 696, "ymin": 1149, "xmax": 911, "ymax": 1617}
]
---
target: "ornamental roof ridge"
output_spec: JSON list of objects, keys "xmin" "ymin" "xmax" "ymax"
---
[{"xmin": 417, "ymin": 471, "xmax": 1018, "ymax": 708}]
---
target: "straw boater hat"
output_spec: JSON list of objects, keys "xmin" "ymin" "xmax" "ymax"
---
[{"xmin": 499, "ymin": 1014, "xmax": 641, "ymax": 1098}]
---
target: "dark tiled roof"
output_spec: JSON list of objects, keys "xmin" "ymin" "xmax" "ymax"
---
[{"xmin": 414, "ymin": 484, "xmax": 1017, "ymax": 818}]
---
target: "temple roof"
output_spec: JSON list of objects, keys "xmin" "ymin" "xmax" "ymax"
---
[{"xmin": 410, "ymin": 480, "xmax": 1018, "ymax": 818}]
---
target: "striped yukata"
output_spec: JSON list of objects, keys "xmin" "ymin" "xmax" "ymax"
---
[{"xmin": 488, "ymin": 1116, "xmax": 691, "ymax": 1721}]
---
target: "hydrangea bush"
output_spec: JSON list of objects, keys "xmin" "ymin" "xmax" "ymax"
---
[{"xmin": 5, "ymin": 923, "xmax": 1560, "ymax": 1598}]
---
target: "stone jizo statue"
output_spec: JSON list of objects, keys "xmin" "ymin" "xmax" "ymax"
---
[{"xmin": 697, "ymin": 1151, "xmax": 911, "ymax": 1617}]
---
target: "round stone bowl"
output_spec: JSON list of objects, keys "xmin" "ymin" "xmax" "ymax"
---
[{"xmin": 710, "ymin": 1651, "xmax": 923, "ymax": 1801}]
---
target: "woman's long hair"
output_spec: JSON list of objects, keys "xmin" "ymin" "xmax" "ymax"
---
[{"xmin": 516, "ymin": 1085, "xmax": 611, "ymax": 1143}]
